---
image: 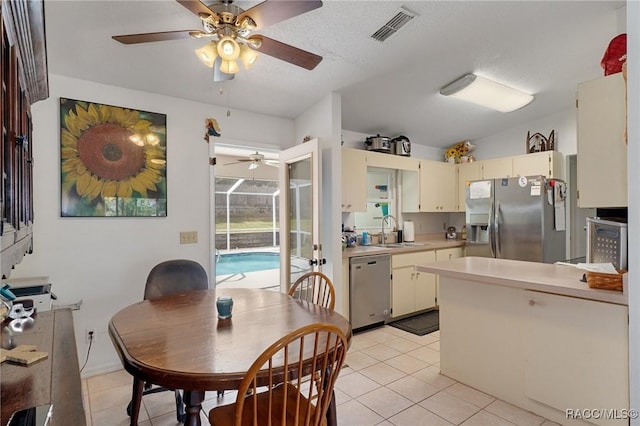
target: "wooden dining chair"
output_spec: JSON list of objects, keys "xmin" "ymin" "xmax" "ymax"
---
[
  {"xmin": 208, "ymin": 323, "xmax": 348, "ymax": 426},
  {"xmin": 127, "ymin": 259, "xmax": 209, "ymax": 425},
  {"xmin": 288, "ymin": 272, "xmax": 336, "ymax": 311}
]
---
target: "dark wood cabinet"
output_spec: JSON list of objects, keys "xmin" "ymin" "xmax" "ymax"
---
[{"xmin": 0, "ymin": 1, "xmax": 48, "ymax": 278}]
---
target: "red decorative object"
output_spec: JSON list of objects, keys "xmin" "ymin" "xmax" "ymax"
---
[{"xmin": 601, "ymin": 34, "xmax": 627, "ymax": 76}]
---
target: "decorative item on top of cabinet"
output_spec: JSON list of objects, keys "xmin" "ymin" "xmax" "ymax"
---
[
  {"xmin": 526, "ymin": 130, "xmax": 555, "ymax": 153},
  {"xmin": 444, "ymin": 140, "xmax": 475, "ymax": 164}
]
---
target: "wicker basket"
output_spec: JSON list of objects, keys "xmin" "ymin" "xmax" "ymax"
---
[{"xmin": 586, "ymin": 270, "xmax": 626, "ymax": 291}]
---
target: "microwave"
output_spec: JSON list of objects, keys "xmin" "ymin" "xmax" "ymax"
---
[{"xmin": 586, "ymin": 217, "xmax": 628, "ymax": 270}]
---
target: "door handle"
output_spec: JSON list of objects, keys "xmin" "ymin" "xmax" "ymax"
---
[
  {"xmin": 495, "ymin": 202, "xmax": 501, "ymax": 258},
  {"xmin": 488, "ymin": 201, "xmax": 496, "ymax": 257}
]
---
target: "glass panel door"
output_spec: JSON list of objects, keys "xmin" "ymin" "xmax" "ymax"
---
[{"xmin": 279, "ymin": 140, "xmax": 320, "ymax": 292}]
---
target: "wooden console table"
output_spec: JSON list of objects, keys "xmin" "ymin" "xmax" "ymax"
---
[{"xmin": 1, "ymin": 309, "xmax": 86, "ymax": 425}]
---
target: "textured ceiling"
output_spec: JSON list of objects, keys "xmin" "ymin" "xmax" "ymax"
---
[{"xmin": 44, "ymin": 0, "xmax": 625, "ymax": 149}]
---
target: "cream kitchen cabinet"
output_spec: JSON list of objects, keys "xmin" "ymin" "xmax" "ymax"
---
[
  {"xmin": 434, "ymin": 247, "xmax": 464, "ymax": 305},
  {"xmin": 512, "ymin": 151, "xmax": 564, "ymax": 179},
  {"xmin": 341, "ymin": 148, "xmax": 367, "ymax": 212},
  {"xmin": 401, "ymin": 161, "xmax": 454, "ymax": 213},
  {"xmin": 524, "ymin": 290, "xmax": 628, "ymax": 425},
  {"xmin": 391, "ymin": 251, "xmax": 437, "ymax": 318},
  {"xmin": 456, "ymin": 162, "xmax": 482, "ymax": 212},
  {"xmin": 420, "ymin": 161, "xmax": 457, "ymax": 212},
  {"xmin": 577, "ymin": 73, "xmax": 627, "ymax": 208},
  {"xmin": 480, "ymin": 157, "xmax": 513, "ymax": 179},
  {"xmin": 402, "ymin": 160, "xmax": 456, "ymax": 213},
  {"xmin": 366, "ymin": 150, "xmax": 419, "ymax": 171}
]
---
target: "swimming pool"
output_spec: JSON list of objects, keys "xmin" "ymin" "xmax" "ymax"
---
[{"xmin": 215, "ymin": 252, "xmax": 280, "ymax": 276}]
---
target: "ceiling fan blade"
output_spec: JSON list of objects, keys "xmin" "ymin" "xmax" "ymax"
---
[
  {"xmin": 237, "ymin": 0, "xmax": 322, "ymax": 31},
  {"xmin": 249, "ymin": 35, "xmax": 322, "ymax": 70},
  {"xmin": 113, "ymin": 30, "xmax": 198, "ymax": 45},
  {"xmin": 223, "ymin": 159, "xmax": 252, "ymax": 166},
  {"xmin": 176, "ymin": 0, "xmax": 215, "ymax": 17}
]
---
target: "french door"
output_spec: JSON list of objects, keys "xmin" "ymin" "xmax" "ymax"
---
[{"xmin": 278, "ymin": 139, "xmax": 321, "ymax": 293}]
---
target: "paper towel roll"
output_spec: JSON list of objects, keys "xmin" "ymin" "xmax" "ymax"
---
[{"xmin": 403, "ymin": 221, "xmax": 415, "ymax": 242}]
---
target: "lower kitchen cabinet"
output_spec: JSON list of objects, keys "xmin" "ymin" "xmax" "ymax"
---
[
  {"xmin": 435, "ymin": 247, "xmax": 464, "ymax": 306},
  {"xmin": 439, "ymin": 275, "xmax": 628, "ymax": 426},
  {"xmin": 391, "ymin": 251, "xmax": 436, "ymax": 318},
  {"xmin": 524, "ymin": 290, "xmax": 628, "ymax": 424}
]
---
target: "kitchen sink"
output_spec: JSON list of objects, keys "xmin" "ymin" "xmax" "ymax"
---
[{"xmin": 375, "ymin": 242, "xmax": 427, "ymax": 248}]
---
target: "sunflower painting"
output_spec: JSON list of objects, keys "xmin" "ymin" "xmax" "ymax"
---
[{"xmin": 60, "ymin": 98, "xmax": 167, "ymax": 217}]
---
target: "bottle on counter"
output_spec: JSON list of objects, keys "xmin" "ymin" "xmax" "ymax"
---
[{"xmin": 461, "ymin": 225, "xmax": 467, "ymax": 240}]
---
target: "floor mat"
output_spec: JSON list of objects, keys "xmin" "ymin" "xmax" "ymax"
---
[{"xmin": 388, "ymin": 310, "xmax": 439, "ymax": 336}]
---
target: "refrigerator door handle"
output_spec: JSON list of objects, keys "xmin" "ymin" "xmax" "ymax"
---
[
  {"xmin": 488, "ymin": 200, "xmax": 496, "ymax": 257},
  {"xmin": 495, "ymin": 201, "xmax": 501, "ymax": 258}
]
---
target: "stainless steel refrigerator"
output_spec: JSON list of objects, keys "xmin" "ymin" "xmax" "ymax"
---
[{"xmin": 465, "ymin": 175, "xmax": 566, "ymax": 263}]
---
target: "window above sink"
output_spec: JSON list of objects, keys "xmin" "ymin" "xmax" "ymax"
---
[{"xmin": 354, "ymin": 167, "xmax": 396, "ymax": 231}]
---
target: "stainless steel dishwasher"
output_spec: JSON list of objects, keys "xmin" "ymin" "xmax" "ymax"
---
[{"xmin": 349, "ymin": 254, "xmax": 391, "ymax": 330}]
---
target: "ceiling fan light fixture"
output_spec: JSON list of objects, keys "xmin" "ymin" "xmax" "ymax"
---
[
  {"xmin": 237, "ymin": 16, "xmax": 257, "ymax": 31},
  {"xmin": 247, "ymin": 37, "xmax": 262, "ymax": 50},
  {"xmin": 220, "ymin": 59, "xmax": 240, "ymax": 74},
  {"xmin": 217, "ymin": 36, "xmax": 240, "ymax": 61},
  {"xmin": 239, "ymin": 44, "xmax": 258, "ymax": 69},
  {"xmin": 195, "ymin": 41, "xmax": 218, "ymax": 68},
  {"xmin": 248, "ymin": 162, "xmax": 259, "ymax": 170},
  {"xmin": 440, "ymin": 73, "xmax": 534, "ymax": 113}
]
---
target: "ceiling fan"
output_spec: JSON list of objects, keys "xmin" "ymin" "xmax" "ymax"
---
[
  {"xmin": 112, "ymin": 0, "xmax": 323, "ymax": 78},
  {"xmin": 224, "ymin": 152, "xmax": 279, "ymax": 169}
]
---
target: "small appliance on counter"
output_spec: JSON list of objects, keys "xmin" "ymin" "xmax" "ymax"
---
[
  {"xmin": 446, "ymin": 226, "xmax": 457, "ymax": 240},
  {"xmin": 364, "ymin": 134, "xmax": 392, "ymax": 153},
  {"xmin": 586, "ymin": 217, "xmax": 628, "ymax": 270},
  {"xmin": 391, "ymin": 135, "xmax": 411, "ymax": 156},
  {"xmin": 342, "ymin": 231, "xmax": 357, "ymax": 248}
]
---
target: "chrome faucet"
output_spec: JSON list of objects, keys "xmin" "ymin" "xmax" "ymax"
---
[{"xmin": 381, "ymin": 214, "xmax": 397, "ymax": 244}]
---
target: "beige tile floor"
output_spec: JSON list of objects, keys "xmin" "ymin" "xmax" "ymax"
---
[{"xmin": 82, "ymin": 325, "xmax": 561, "ymax": 426}]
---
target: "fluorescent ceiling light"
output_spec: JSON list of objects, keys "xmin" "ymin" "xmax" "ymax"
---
[{"xmin": 440, "ymin": 74, "xmax": 534, "ymax": 113}]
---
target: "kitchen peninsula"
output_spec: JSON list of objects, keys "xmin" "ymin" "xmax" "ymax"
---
[{"xmin": 418, "ymin": 257, "xmax": 629, "ymax": 426}]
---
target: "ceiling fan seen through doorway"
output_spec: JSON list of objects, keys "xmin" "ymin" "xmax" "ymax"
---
[
  {"xmin": 224, "ymin": 152, "xmax": 279, "ymax": 170},
  {"xmin": 112, "ymin": 0, "xmax": 323, "ymax": 80}
]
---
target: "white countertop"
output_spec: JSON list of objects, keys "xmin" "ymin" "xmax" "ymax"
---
[
  {"xmin": 417, "ymin": 256, "xmax": 628, "ymax": 306},
  {"xmin": 342, "ymin": 238, "xmax": 465, "ymax": 259}
]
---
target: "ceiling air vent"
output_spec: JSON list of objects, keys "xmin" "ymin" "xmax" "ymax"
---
[{"xmin": 371, "ymin": 6, "xmax": 417, "ymax": 42}]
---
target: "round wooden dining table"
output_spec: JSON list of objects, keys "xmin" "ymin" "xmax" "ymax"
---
[{"xmin": 109, "ymin": 287, "xmax": 352, "ymax": 426}]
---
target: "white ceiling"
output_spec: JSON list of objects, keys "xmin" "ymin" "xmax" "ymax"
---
[{"xmin": 44, "ymin": 0, "xmax": 625, "ymax": 149}]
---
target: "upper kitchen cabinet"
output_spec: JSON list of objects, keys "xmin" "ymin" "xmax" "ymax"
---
[
  {"xmin": 481, "ymin": 157, "xmax": 513, "ymax": 179},
  {"xmin": 577, "ymin": 73, "xmax": 626, "ymax": 208},
  {"xmin": 1, "ymin": 2, "xmax": 49, "ymax": 278},
  {"xmin": 366, "ymin": 150, "xmax": 419, "ymax": 171},
  {"xmin": 341, "ymin": 148, "xmax": 367, "ymax": 212},
  {"xmin": 512, "ymin": 151, "xmax": 564, "ymax": 179},
  {"xmin": 456, "ymin": 162, "xmax": 482, "ymax": 212},
  {"xmin": 402, "ymin": 160, "xmax": 456, "ymax": 213}
]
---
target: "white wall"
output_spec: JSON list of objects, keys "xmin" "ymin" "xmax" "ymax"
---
[
  {"xmin": 11, "ymin": 74, "xmax": 294, "ymax": 376},
  {"xmin": 472, "ymin": 108, "xmax": 577, "ymax": 159}
]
